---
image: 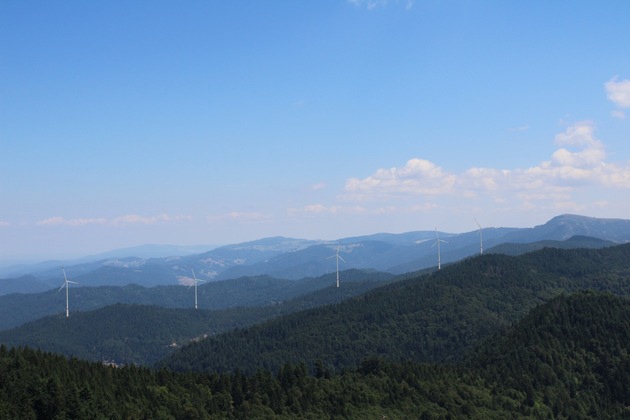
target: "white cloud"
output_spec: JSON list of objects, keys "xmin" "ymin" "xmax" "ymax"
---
[
  {"xmin": 344, "ymin": 158, "xmax": 457, "ymax": 200},
  {"xmin": 341, "ymin": 122, "xmax": 630, "ymax": 209},
  {"xmin": 0, "ymin": 221, "xmax": 11, "ymax": 228},
  {"xmin": 37, "ymin": 216, "xmax": 108, "ymax": 227},
  {"xmin": 37, "ymin": 214, "xmax": 191, "ymax": 227},
  {"xmin": 605, "ymin": 77, "xmax": 630, "ymax": 108}
]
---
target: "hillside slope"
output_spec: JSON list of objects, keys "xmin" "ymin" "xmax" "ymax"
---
[
  {"xmin": 160, "ymin": 244, "xmax": 630, "ymax": 375},
  {"xmin": 3, "ymin": 292, "xmax": 630, "ymax": 418},
  {"xmin": 0, "ymin": 270, "xmax": 391, "ymax": 331},
  {"xmin": 0, "ymin": 270, "xmax": 394, "ymax": 365},
  {"xmin": 471, "ymin": 292, "xmax": 630, "ymax": 418}
]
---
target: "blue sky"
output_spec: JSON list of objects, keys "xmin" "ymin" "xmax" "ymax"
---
[{"xmin": 1, "ymin": 0, "xmax": 629, "ymax": 261}]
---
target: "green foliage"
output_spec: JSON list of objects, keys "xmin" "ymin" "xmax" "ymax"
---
[
  {"xmin": 160, "ymin": 244, "xmax": 630, "ymax": 375},
  {"xmin": 0, "ymin": 269, "xmax": 393, "ymax": 331},
  {"xmin": 0, "ymin": 345, "xmax": 527, "ymax": 418},
  {"xmin": 470, "ymin": 291, "xmax": 630, "ymax": 418},
  {"xmin": 0, "ymin": 270, "xmax": 393, "ymax": 365},
  {"xmin": 2, "ymin": 245, "xmax": 630, "ymax": 417}
]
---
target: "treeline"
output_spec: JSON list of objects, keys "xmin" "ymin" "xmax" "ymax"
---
[
  {"xmin": 3, "ymin": 292, "xmax": 630, "ymax": 418},
  {"xmin": 160, "ymin": 244, "xmax": 630, "ymax": 374}
]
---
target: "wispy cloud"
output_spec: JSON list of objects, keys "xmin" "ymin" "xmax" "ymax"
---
[
  {"xmin": 287, "ymin": 204, "xmax": 366, "ymax": 216},
  {"xmin": 0, "ymin": 221, "xmax": 11, "ymax": 228},
  {"xmin": 111, "ymin": 213, "xmax": 191, "ymax": 226},
  {"xmin": 37, "ymin": 214, "xmax": 191, "ymax": 227},
  {"xmin": 348, "ymin": 0, "xmax": 414, "ymax": 11},
  {"xmin": 508, "ymin": 125, "xmax": 529, "ymax": 132},
  {"xmin": 207, "ymin": 211, "xmax": 271, "ymax": 223},
  {"xmin": 37, "ymin": 216, "xmax": 108, "ymax": 227},
  {"xmin": 311, "ymin": 182, "xmax": 327, "ymax": 191},
  {"xmin": 605, "ymin": 76, "xmax": 630, "ymax": 119},
  {"xmin": 340, "ymin": 121, "xmax": 630, "ymax": 210}
]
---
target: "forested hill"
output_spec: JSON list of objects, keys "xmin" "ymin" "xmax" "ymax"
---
[
  {"xmin": 159, "ymin": 243, "xmax": 630, "ymax": 375},
  {"xmin": 470, "ymin": 292, "xmax": 630, "ymax": 417},
  {"xmin": 0, "ymin": 270, "xmax": 393, "ymax": 365},
  {"xmin": 0, "ymin": 269, "xmax": 392, "ymax": 331},
  {"xmin": 2, "ymin": 292, "xmax": 630, "ymax": 418}
]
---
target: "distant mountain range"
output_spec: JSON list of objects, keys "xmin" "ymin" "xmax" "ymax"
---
[{"xmin": 1, "ymin": 214, "xmax": 629, "ymax": 295}]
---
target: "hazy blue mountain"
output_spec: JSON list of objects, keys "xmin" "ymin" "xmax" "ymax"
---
[
  {"xmin": 500, "ymin": 214, "xmax": 630, "ymax": 243},
  {"xmin": 487, "ymin": 235, "xmax": 615, "ymax": 256},
  {"xmin": 0, "ymin": 244, "xmax": 218, "ymax": 278},
  {"xmin": 2, "ymin": 214, "xmax": 630, "ymax": 295},
  {"xmin": 0, "ymin": 275, "xmax": 56, "ymax": 295}
]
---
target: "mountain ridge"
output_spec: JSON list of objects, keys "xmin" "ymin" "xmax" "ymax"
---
[{"xmin": 2, "ymin": 214, "xmax": 629, "ymax": 295}]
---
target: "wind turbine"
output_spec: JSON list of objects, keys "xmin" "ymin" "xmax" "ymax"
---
[
  {"xmin": 431, "ymin": 227, "xmax": 447, "ymax": 270},
  {"xmin": 474, "ymin": 217, "xmax": 483, "ymax": 255},
  {"xmin": 189, "ymin": 269, "xmax": 206, "ymax": 310},
  {"xmin": 326, "ymin": 244, "xmax": 346, "ymax": 287},
  {"xmin": 58, "ymin": 267, "xmax": 78, "ymax": 318}
]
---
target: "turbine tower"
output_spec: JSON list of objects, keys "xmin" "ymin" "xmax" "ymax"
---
[
  {"xmin": 431, "ymin": 227, "xmax": 447, "ymax": 270},
  {"xmin": 327, "ymin": 244, "xmax": 346, "ymax": 287},
  {"xmin": 58, "ymin": 267, "xmax": 78, "ymax": 318},
  {"xmin": 190, "ymin": 269, "xmax": 206, "ymax": 310},
  {"xmin": 474, "ymin": 217, "xmax": 483, "ymax": 255}
]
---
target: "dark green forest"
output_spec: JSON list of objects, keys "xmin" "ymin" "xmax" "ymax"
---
[
  {"xmin": 2, "ymin": 292, "xmax": 630, "ymax": 418},
  {"xmin": 0, "ymin": 269, "xmax": 393, "ymax": 331},
  {"xmin": 160, "ymin": 244, "xmax": 630, "ymax": 374},
  {"xmin": 2, "ymin": 245, "xmax": 630, "ymax": 418},
  {"xmin": 0, "ymin": 270, "xmax": 393, "ymax": 365}
]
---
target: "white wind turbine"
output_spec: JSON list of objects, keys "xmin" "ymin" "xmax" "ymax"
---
[
  {"xmin": 190, "ymin": 269, "xmax": 206, "ymax": 310},
  {"xmin": 327, "ymin": 244, "xmax": 346, "ymax": 288},
  {"xmin": 474, "ymin": 217, "xmax": 483, "ymax": 255},
  {"xmin": 431, "ymin": 227, "xmax": 447, "ymax": 270},
  {"xmin": 58, "ymin": 267, "xmax": 78, "ymax": 318}
]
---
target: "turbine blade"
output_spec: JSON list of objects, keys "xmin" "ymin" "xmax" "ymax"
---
[{"xmin": 338, "ymin": 256, "xmax": 346, "ymax": 263}]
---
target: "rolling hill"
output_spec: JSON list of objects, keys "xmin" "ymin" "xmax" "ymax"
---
[
  {"xmin": 2, "ymin": 292, "xmax": 630, "ymax": 418},
  {"xmin": 159, "ymin": 243, "xmax": 630, "ymax": 375},
  {"xmin": 0, "ymin": 270, "xmax": 392, "ymax": 331},
  {"xmin": 0, "ymin": 270, "xmax": 394, "ymax": 364}
]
